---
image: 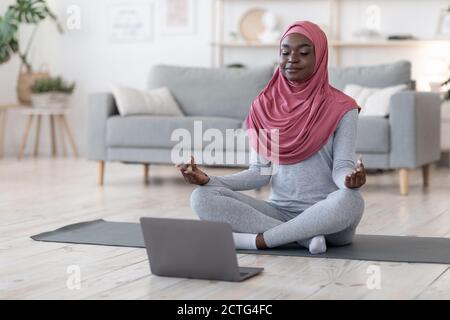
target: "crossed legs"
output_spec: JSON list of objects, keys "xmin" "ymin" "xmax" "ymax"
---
[{"xmin": 190, "ymin": 185, "xmax": 364, "ymax": 251}]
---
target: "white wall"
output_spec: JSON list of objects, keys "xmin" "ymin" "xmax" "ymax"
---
[
  {"xmin": 0, "ymin": 0, "xmax": 214, "ymax": 157},
  {"xmin": 1, "ymin": 0, "xmax": 449, "ymax": 157}
]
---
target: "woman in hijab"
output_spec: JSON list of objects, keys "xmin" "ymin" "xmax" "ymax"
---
[{"xmin": 178, "ymin": 21, "xmax": 366, "ymax": 254}]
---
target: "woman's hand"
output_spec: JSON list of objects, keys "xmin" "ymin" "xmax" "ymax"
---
[
  {"xmin": 176, "ymin": 156, "xmax": 210, "ymax": 185},
  {"xmin": 345, "ymin": 155, "xmax": 366, "ymax": 189}
]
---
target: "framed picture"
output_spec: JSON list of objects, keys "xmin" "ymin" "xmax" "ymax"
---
[
  {"xmin": 108, "ymin": 3, "xmax": 154, "ymax": 42},
  {"xmin": 160, "ymin": 0, "xmax": 196, "ymax": 35}
]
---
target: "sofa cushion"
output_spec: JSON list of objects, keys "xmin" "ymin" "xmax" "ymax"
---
[
  {"xmin": 147, "ymin": 65, "xmax": 274, "ymax": 120},
  {"xmin": 356, "ymin": 116, "xmax": 390, "ymax": 153},
  {"xmin": 344, "ymin": 83, "xmax": 407, "ymax": 116},
  {"xmin": 329, "ymin": 60, "xmax": 411, "ymax": 91},
  {"xmin": 106, "ymin": 115, "xmax": 245, "ymax": 150},
  {"xmin": 111, "ymin": 84, "xmax": 183, "ymax": 116}
]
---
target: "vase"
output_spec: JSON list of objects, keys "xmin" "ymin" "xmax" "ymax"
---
[
  {"xmin": 258, "ymin": 12, "xmax": 281, "ymax": 44},
  {"xmin": 17, "ymin": 67, "xmax": 50, "ymax": 105}
]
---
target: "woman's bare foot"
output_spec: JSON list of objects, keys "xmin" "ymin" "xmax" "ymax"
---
[{"xmin": 256, "ymin": 233, "xmax": 268, "ymax": 249}]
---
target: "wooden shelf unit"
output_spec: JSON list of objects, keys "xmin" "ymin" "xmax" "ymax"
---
[
  {"xmin": 210, "ymin": 0, "xmax": 450, "ymax": 67},
  {"xmin": 211, "ymin": 0, "xmax": 341, "ymax": 67}
]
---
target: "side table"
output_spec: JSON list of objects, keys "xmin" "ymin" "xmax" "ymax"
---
[
  {"xmin": 0, "ymin": 103, "xmax": 29, "ymax": 158},
  {"xmin": 18, "ymin": 108, "xmax": 79, "ymax": 159}
]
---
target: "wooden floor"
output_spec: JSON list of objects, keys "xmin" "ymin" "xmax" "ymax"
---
[{"xmin": 1, "ymin": 157, "xmax": 450, "ymax": 300}]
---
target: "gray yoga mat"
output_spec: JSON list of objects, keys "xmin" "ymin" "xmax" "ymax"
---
[{"xmin": 31, "ymin": 219, "xmax": 450, "ymax": 264}]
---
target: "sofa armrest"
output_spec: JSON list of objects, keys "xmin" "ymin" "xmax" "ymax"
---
[
  {"xmin": 389, "ymin": 91, "xmax": 441, "ymax": 168},
  {"xmin": 86, "ymin": 92, "xmax": 118, "ymax": 160}
]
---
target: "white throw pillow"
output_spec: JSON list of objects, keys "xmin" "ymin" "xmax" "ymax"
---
[
  {"xmin": 111, "ymin": 83, "xmax": 184, "ymax": 116},
  {"xmin": 344, "ymin": 83, "xmax": 407, "ymax": 117}
]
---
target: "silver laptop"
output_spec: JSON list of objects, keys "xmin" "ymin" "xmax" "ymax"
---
[{"xmin": 140, "ymin": 217, "xmax": 264, "ymax": 282}]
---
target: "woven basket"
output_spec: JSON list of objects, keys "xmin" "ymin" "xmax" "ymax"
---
[{"xmin": 16, "ymin": 65, "xmax": 49, "ymax": 105}]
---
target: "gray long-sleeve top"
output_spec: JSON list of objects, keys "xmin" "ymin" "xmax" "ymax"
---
[{"xmin": 205, "ymin": 109, "xmax": 359, "ymax": 214}]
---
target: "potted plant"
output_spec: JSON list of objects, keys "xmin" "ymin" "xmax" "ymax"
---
[
  {"xmin": 0, "ymin": 0, "xmax": 63, "ymax": 105},
  {"xmin": 31, "ymin": 76, "xmax": 75, "ymax": 109}
]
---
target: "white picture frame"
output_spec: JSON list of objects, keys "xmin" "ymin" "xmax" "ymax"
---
[
  {"xmin": 108, "ymin": 3, "xmax": 154, "ymax": 42},
  {"xmin": 160, "ymin": 0, "xmax": 196, "ymax": 35}
]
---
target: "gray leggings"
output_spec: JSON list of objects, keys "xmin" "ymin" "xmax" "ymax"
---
[{"xmin": 190, "ymin": 186, "xmax": 364, "ymax": 248}]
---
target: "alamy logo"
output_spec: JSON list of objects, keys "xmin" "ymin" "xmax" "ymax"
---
[
  {"xmin": 66, "ymin": 5, "xmax": 81, "ymax": 30},
  {"xmin": 366, "ymin": 265, "xmax": 381, "ymax": 290},
  {"xmin": 170, "ymin": 121, "xmax": 279, "ymax": 175},
  {"xmin": 66, "ymin": 265, "xmax": 81, "ymax": 290}
]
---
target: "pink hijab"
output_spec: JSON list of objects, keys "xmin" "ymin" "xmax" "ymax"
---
[{"xmin": 245, "ymin": 21, "xmax": 359, "ymax": 165}]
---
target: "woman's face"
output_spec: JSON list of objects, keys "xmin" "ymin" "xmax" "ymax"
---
[{"xmin": 279, "ymin": 33, "xmax": 315, "ymax": 82}]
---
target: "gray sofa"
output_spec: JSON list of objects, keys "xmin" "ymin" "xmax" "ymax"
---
[
  {"xmin": 329, "ymin": 61, "xmax": 441, "ymax": 195},
  {"xmin": 87, "ymin": 60, "xmax": 441, "ymax": 195}
]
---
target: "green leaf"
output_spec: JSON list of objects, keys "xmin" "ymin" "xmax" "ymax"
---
[
  {"xmin": 0, "ymin": 9, "xmax": 18, "ymax": 44},
  {"xmin": 1, "ymin": 1, "xmax": 63, "ymax": 65},
  {"xmin": 0, "ymin": 9, "xmax": 19, "ymax": 64},
  {"xmin": 9, "ymin": 0, "xmax": 64, "ymax": 32},
  {"xmin": 9, "ymin": 0, "xmax": 48, "ymax": 24},
  {"xmin": 0, "ymin": 38, "xmax": 18, "ymax": 64}
]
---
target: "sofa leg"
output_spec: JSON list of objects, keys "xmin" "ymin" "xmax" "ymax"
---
[
  {"xmin": 399, "ymin": 168, "xmax": 409, "ymax": 196},
  {"xmin": 97, "ymin": 161, "xmax": 105, "ymax": 186},
  {"xmin": 422, "ymin": 164, "xmax": 430, "ymax": 187},
  {"xmin": 144, "ymin": 164, "xmax": 150, "ymax": 184}
]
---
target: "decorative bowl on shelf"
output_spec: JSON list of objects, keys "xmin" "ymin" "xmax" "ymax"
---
[{"xmin": 239, "ymin": 8, "xmax": 266, "ymax": 42}]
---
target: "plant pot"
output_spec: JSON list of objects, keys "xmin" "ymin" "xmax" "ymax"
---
[
  {"xmin": 17, "ymin": 69, "xmax": 50, "ymax": 105},
  {"xmin": 31, "ymin": 92, "xmax": 71, "ymax": 109}
]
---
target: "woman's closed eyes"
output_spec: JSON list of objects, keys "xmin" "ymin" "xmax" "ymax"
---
[{"xmin": 281, "ymin": 50, "xmax": 310, "ymax": 56}]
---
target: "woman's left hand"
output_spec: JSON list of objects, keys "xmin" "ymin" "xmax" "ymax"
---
[{"xmin": 345, "ymin": 156, "xmax": 366, "ymax": 189}]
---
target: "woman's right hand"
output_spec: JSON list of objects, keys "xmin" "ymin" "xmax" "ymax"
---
[{"xmin": 176, "ymin": 156, "xmax": 210, "ymax": 185}]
